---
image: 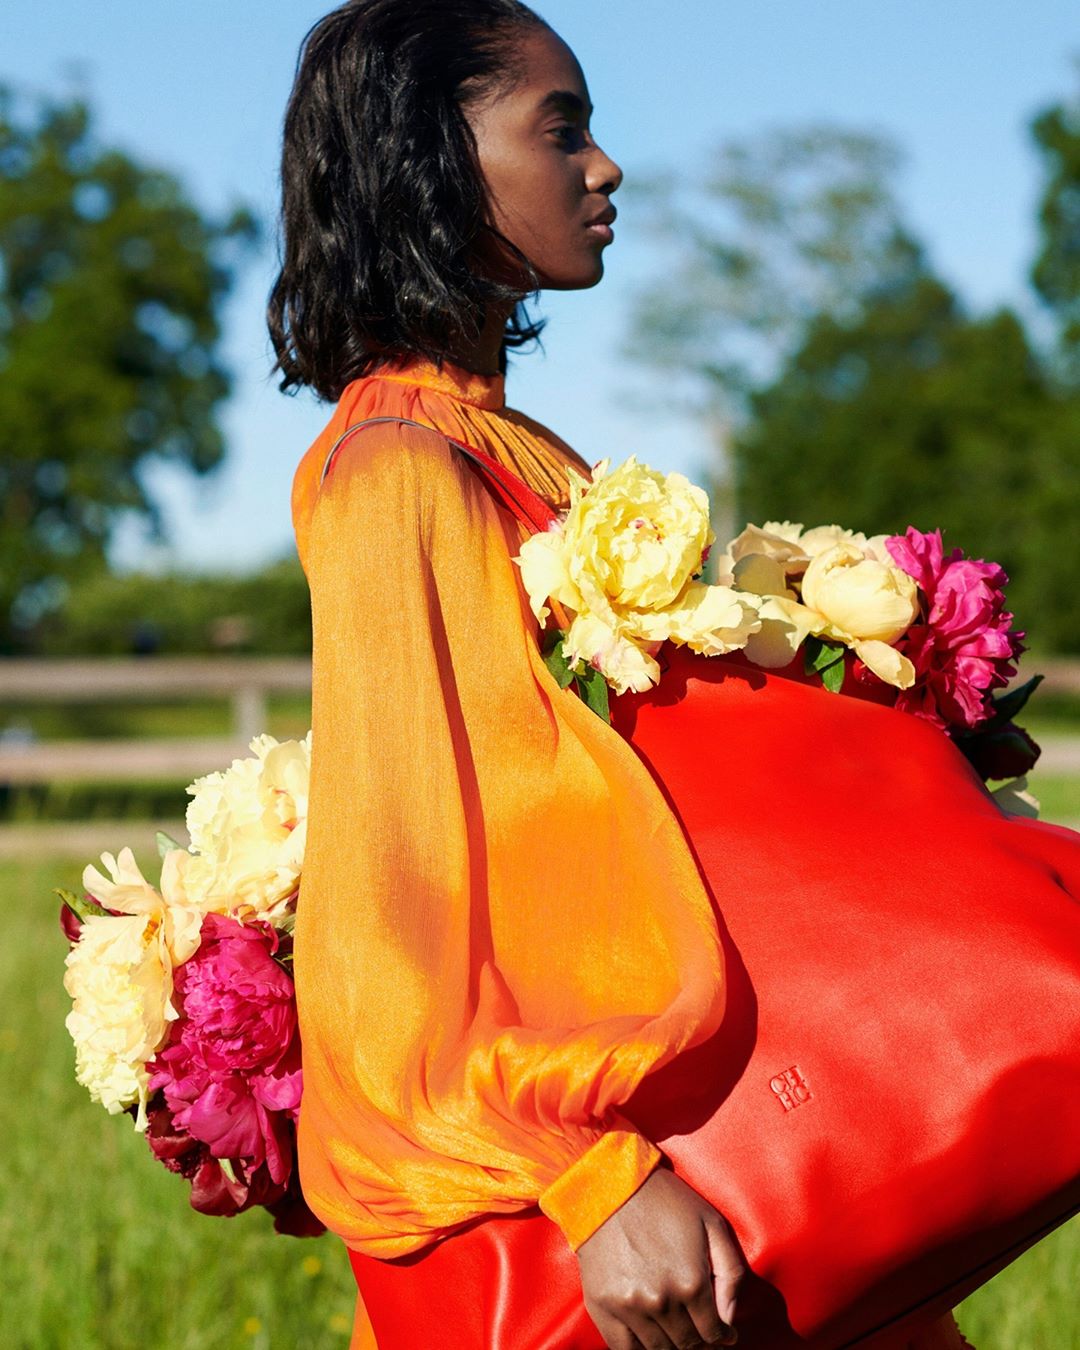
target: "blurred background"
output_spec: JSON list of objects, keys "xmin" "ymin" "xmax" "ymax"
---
[{"xmin": 1, "ymin": 3, "xmax": 1078, "ymax": 1347}]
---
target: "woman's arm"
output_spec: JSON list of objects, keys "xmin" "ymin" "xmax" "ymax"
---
[{"xmin": 295, "ymin": 419, "xmax": 728, "ymax": 1258}]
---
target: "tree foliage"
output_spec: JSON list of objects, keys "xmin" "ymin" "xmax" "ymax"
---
[
  {"xmin": 736, "ymin": 278, "xmax": 1078, "ymax": 652},
  {"xmin": 1030, "ymin": 67, "xmax": 1080, "ymax": 378},
  {"xmin": 626, "ymin": 87, "xmax": 1080, "ymax": 653},
  {"xmin": 37, "ymin": 558, "xmax": 312, "ymax": 657},
  {"xmin": 0, "ymin": 86, "xmax": 257, "ymax": 651},
  {"xmin": 621, "ymin": 125, "xmax": 921, "ymax": 423}
]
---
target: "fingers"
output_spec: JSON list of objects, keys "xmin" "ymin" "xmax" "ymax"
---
[
  {"xmin": 681, "ymin": 1259, "xmax": 735, "ymax": 1346},
  {"xmin": 624, "ymin": 1256, "xmax": 738, "ymax": 1349},
  {"xmin": 592, "ymin": 1311, "xmax": 659, "ymax": 1350},
  {"xmin": 704, "ymin": 1214, "xmax": 746, "ymax": 1341}
]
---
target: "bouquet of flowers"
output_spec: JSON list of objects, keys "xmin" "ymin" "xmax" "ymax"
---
[
  {"xmin": 57, "ymin": 732, "xmax": 323, "ymax": 1237},
  {"xmin": 513, "ymin": 458, "xmax": 1041, "ymax": 809}
]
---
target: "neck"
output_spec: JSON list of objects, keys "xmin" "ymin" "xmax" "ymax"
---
[{"xmin": 444, "ymin": 303, "xmax": 515, "ymax": 377}]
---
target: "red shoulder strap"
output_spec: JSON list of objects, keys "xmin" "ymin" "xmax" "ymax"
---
[{"xmin": 321, "ymin": 416, "xmax": 559, "ymax": 535}]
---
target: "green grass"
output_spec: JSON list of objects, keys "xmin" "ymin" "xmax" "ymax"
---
[
  {"xmin": 1027, "ymin": 774, "xmax": 1080, "ymax": 825},
  {"xmin": 0, "ymin": 693, "xmax": 312, "ymax": 743},
  {"xmin": 956, "ymin": 1219, "xmax": 1080, "ymax": 1347},
  {"xmin": 0, "ymin": 857, "xmax": 355, "ymax": 1350},
  {"xmin": 4, "ymin": 855, "xmax": 1079, "ymax": 1348}
]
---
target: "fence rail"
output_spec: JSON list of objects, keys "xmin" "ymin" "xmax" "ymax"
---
[
  {"xmin": 0, "ymin": 654, "xmax": 1078, "ymax": 787},
  {"xmin": 0, "ymin": 657, "xmax": 312, "ymax": 782}
]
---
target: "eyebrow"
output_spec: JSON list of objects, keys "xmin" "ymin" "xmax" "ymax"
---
[{"xmin": 537, "ymin": 90, "xmax": 593, "ymax": 119}]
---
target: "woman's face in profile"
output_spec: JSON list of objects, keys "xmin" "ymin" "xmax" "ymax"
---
[{"xmin": 466, "ymin": 26, "xmax": 623, "ymax": 293}]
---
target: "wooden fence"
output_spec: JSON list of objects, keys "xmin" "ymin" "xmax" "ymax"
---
[
  {"xmin": 0, "ymin": 657, "xmax": 312, "ymax": 785},
  {"xmin": 0, "ymin": 653, "xmax": 1079, "ymax": 787}
]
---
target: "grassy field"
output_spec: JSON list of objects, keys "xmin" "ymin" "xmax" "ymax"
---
[
  {"xmin": 4, "ymin": 850, "xmax": 1078, "ymax": 1349},
  {"xmin": 1, "ymin": 857, "xmax": 358, "ymax": 1350},
  {"xmin": 0, "ymin": 693, "xmax": 314, "ymax": 744}
]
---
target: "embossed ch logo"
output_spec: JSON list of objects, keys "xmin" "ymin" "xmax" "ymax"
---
[{"xmin": 770, "ymin": 1066, "xmax": 812, "ymax": 1112}]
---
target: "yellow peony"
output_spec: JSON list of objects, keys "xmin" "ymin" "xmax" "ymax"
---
[
  {"xmin": 82, "ymin": 847, "xmax": 204, "ymax": 967},
  {"xmin": 729, "ymin": 524, "xmax": 919, "ymax": 688},
  {"xmin": 514, "ymin": 456, "xmax": 760, "ymax": 695},
  {"xmin": 175, "ymin": 732, "xmax": 311, "ymax": 927},
  {"xmin": 560, "ymin": 612, "xmax": 662, "ymax": 695},
  {"xmin": 801, "ymin": 542, "xmax": 919, "ymax": 644}
]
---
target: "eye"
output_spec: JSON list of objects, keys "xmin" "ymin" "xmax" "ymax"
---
[{"xmin": 550, "ymin": 124, "xmax": 582, "ymax": 148}]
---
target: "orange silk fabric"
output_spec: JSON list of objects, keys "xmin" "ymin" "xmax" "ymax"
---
[{"xmin": 289, "ymin": 356, "xmax": 729, "ymax": 1259}]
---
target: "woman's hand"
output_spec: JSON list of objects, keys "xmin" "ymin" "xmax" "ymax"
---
[{"xmin": 575, "ymin": 1167, "xmax": 745, "ymax": 1350}]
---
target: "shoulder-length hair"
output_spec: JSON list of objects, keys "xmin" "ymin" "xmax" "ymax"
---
[{"xmin": 268, "ymin": 0, "xmax": 550, "ymax": 401}]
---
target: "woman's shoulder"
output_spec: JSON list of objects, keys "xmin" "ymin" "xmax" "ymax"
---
[{"xmin": 290, "ymin": 389, "xmax": 475, "ymax": 567}]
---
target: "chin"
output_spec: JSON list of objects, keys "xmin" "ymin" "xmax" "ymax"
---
[{"xmin": 537, "ymin": 259, "xmax": 606, "ymax": 291}]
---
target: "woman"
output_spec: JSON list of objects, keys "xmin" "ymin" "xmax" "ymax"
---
[{"xmin": 271, "ymin": 3, "xmax": 976, "ymax": 1346}]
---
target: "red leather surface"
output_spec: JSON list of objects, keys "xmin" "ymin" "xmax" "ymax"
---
[{"xmin": 346, "ymin": 449, "xmax": 1080, "ymax": 1349}]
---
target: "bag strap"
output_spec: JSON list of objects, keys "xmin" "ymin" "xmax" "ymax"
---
[{"xmin": 321, "ymin": 415, "xmax": 559, "ymax": 535}]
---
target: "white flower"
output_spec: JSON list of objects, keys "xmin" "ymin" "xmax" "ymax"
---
[
  {"xmin": 729, "ymin": 524, "xmax": 920, "ymax": 689},
  {"xmin": 800, "ymin": 542, "xmax": 919, "ymax": 644},
  {"xmin": 82, "ymin": 847, "xmax": 203, "ymax": 965},
  {"xmin": 176, "ymin": 732, "xmax": 311, "ymax": 926},
  {"xmin": 63, "ymin": 911, "xmax": 176, "ymax": 1130},
  {"xmin": 562, "ymin": 612, "xmax": 662, "ymax": 695}
]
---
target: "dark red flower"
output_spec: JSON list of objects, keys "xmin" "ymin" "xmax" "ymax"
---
[{"xmin": 959, "ymin": 721, "xmax": 1042, "ymax": 782}]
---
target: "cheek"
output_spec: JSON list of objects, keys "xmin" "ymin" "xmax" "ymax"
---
[
  {"xmin": 486, "ymin": 147, "xmax": 575, "ymax": 248},
  {"xmin": 477, "ymin": 140, "xmax": 601, "ymax": 288}
]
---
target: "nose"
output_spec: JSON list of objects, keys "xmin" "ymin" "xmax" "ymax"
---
[{"xmin": 587, "ymin": 140, "xmax": 623, "ymax": 196}]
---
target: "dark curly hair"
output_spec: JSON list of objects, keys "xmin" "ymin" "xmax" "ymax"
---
[{"xmin": 267, "ymin": 0, "xmax": 552, "ymax": 401}]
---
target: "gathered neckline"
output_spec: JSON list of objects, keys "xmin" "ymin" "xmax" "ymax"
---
[{"xmin": 370, "ymin": 355, "xmax": 506, "ymax": 411}]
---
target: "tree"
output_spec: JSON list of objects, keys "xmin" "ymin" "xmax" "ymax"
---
[
  {"xmin": 0, "ymin": 86, "xmax": 257, "ymax": 651},
  {"xmin": 625, "ymin": 108, "xmax": 1080, "ymax": 652},
  {"xmin": 622, "ymin": 125, "xmax": 921, "ymax": 424},
  {"xmin": 620, "ymin": 125, "xmax": 925, "ymax": 546},
  {"xmin": 1030, "ymin": 69, "xmax": 1080, "ymax": 380},
  {"xmin": 733, "ymin": 275, "xmax": 1078, "ymax": 651}
]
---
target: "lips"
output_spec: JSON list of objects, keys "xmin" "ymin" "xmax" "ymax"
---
[{"xmin": 586, "ymin": 205, "xmax": 617, "ymax": 228}]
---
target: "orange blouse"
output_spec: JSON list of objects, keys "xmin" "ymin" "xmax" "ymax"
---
[{"xmin": 289, "ymin": 355, "xmax": 729, "ymax": 1259}]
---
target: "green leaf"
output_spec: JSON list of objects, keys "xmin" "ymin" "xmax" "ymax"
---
[
  {"xmin": 803, "ymin": 635, "xmax": 846, "ymax": 676},
  {"xmin": 820, "ymin": 657, "xmax": 846, "ymax": 693},
  {"xmin": 986, "ymin": 673, "xmax": 1043, "ymax": 727},
  {"xmin": 54, "ymin": 887, "xmax": 109, "ymax": 922},
  {"xmin": 156, "ymin": 830, "xmax": 184, "ymax": 859},
  {"xmin": 573, "ymin": 666, "xmax": 612, "ymax": 723},
  {"xmin": 542, "ymin": 631, "xmax": 576, "ymax": 689}
]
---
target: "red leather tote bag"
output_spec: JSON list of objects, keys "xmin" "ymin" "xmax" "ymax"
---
[{"xmin": 336, "ymin": 424, "xmax": 1080, "ymax": 1349}]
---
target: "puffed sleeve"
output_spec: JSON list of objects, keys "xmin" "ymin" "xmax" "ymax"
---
[{"xmin": 293, "ymin": 419, "xmax": 727, "ymax": 1257}]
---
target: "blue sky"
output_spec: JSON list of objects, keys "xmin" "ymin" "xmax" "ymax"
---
[{"xmin": 3, "ymin": 1, "xmax": 1077, "ymax": 572}]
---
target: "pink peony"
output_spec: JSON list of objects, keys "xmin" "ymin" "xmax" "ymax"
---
[
  {"xmin": 147, "ymin": 913, "xmax": 302, "ymax": 1186},
  {"xmin": 884, "ymin": 527, "xmax": 1025, "ymax": 732}
]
